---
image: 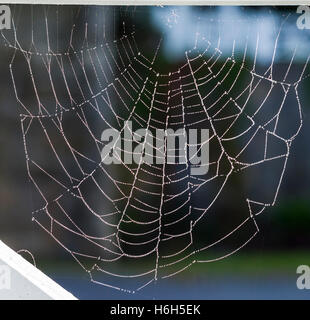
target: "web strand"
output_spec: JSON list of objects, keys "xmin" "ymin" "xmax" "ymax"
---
[{"xmin": 3, "ymin": 6, "xmax": 308, "ymax": 294}]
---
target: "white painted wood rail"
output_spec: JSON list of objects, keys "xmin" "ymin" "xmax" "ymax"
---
[{"xmin": 0, "ymin": 241, "xmax": 77, "ymax": 300}]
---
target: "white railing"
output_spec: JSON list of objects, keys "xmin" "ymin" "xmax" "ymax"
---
[{"xmin": 0, "ymin": 241, "xmax": 77, "ymax": 300}]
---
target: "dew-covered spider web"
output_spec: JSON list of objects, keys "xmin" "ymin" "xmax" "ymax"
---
[{"xmin": 2, "ymin": 5, "xmax": 309, "ymax": 294}]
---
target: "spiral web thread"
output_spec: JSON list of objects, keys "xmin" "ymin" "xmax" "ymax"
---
[{"xmin": 2, "ymin": 6, "xmax": 308, "ymax": 293}]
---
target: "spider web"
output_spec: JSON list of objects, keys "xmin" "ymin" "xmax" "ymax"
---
[{"xmin": 2, "ymin": 5, "xmax": 309, "ymax": 294}]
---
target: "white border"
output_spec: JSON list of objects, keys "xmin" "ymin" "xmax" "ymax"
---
[{"xmin": 0, "ymin": 0, "xmax": 308, "ymax": 6}]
